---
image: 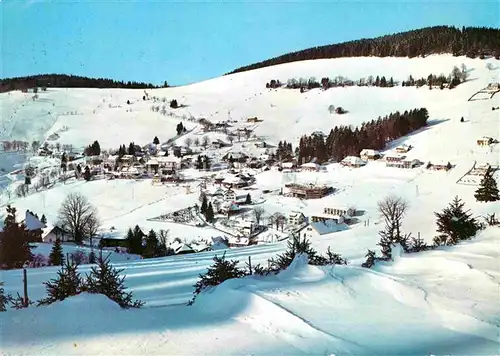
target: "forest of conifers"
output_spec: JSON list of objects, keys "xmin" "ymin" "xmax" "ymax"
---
[
  {"xmin": 0, "ymin": 74, "xmax": 162, "ymax": 93},
  {"xmin": 228, "ymin": 26, "xmax": 500, "ymax": 75}
]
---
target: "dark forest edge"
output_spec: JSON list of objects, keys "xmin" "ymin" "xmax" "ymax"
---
[
  {"xmin": 0, "ymin": 74, "xmax": 167, "ymax": 93},
  {"xmin": 227, "ymin": 26, "xmax": 500, "ymax": 75}
]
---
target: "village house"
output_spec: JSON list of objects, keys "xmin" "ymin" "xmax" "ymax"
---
[
  {"xmin": 228, "ymin": 236, "xmax": 250, "ymax": 248},
  {"xmin": 288, "ymin": 211, "xmax": 306, "ymax": 226},
  {"xmin": 282, "ymin": 161, "xmax": 296, "ymax": 170},
  {"xmin": 222, "ymin": 151, "xmax": 249, "ymax": 163},
  {"xmin": 341, "ymin": 156, "xmax": 367, "ymax": 168},
  {"xmin": 427, "ymin": 161, "xmax": 452, "ymax": 171},
  {"xmin": 157, "ymin": 155, "xmax": 181, "ymax": 172},
  {"xmin": 120, "ymin": 154, "xmax": 136, "ymax": 166},
  {"xmin": 21, "ymin": 211, "xmax": 46, "ymax": 242},
  {"xmin": 285, "ymin": 183, "xmax": 333, "ymax": 199},
  {"xmin": 477, "ymin": 137, "xmax": 493, "ymax": 147},
  {"xmin": 395, "ymin": 144, "xmax": 412, "ymax": 153},
  {"xmin": 299, "ymin": 220, "xmax": 347, "ymax": 239},
  {"xmin": 360, "ymin": 149, "xmax": 381, "ymax": 161},
  {"xmin": 211, "ymin": 139, "xmax": 231, "ymax": 149},
  {"xmin": 386, "ymin": 158, "xmax": 420, "ymax": 169},
  {"xmin": 222, "ymin": 175, "xmax": 248, "ymax": 189},
  {"xmin": 234, "ymin": 219, "xmax": 257, "ymax": 236},
  {"xmin": 300, "ymin": 162, "xmax": 320, "ymax": 172},
  {"xmin": 42, "ymin": 225, "xmax": 71, "ymax": 243}
]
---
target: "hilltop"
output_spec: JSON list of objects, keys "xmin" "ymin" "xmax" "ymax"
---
[{"xmin": 228, "ymin": 26, "xmax": 500, "ymax": 75}]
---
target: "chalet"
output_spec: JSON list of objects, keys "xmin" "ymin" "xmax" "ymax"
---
[
  {"xmin": 222, "ymin": 175, "xmax": 247, "ymax": 188},
  {"xmin": 20, "ymin": 211, "xmax": 46, "ymax": 242},
  {"xmin": 222, "ymin": 151, "xmax": 249, "ymax": 163},
  {"xmin": 255, "ymin": 141, "xmax": 274, "ymax": 148},
  {"xmin": 42, "ymin": 225, "xmax": 71, "ymax": 243},
  {"xmin": 386, "ymin": 159, "xmax": 420, "ymax": 169},
  {"xmin": 120, "ymin": 155, "xmax": 136, "ymax": 165},
  {"xmin": 300, "ymin": 220, "xmax": 348, "ymax": 239},
  {"xmin": 477, "ymin": 137, "xmax": 493, "ymax": 146},
  {"xmin": 360, "ymin": 149, "xmax": 381, "ymax": 161},
  {"xmin": 301, "ymin": 162, "xmax": 320, "ymax": 172},
  {"xmin": 288, "ymin": 211, "xmax": 306, "ymax": 226},
  {"xmin": 157, "ymin": 156, "xmax": 181, "ymax": 171},
  {"xmin": 174, "ymin": 243, "xmax": 195, "ymax": 255},
  {"xmin": 234, "ymin": 220, "xmax": 257, "ymax": 236},
  {"xmin": 285, "ymin": 183, "xmax": 333, "ymax": 199},
  {"xmin": 228, "ymin": 236, "xmax": 250, "ymax": 248},
  {"xmin": 209, "ymin": 186, "xmax": 226, "ymax": 197},
  {"xmin": 211, "ymin": 139, "xmax": 231, "ymax": 149},
  {"xmin": 145, "ymin": 158, "xmax": 160, "ymax": 173},
  {"xmin": 247, "ymin": 117, "xmax": 261, "ymax": 123},
  {"xmin": 427, "ymin": 161, "xmax": 452, "ymax": 171},
  {"xmin": 385, "ymin": 154, "xmax": 405, "ymax": 163},
  {"xmin": 120, "ymin": 166, "xmax": 142, "ymax": 178},
  {"xmin": 281, "ymin": 162, "xmax": 295, "ymax": 170},
  {"xmin": 395, "ymin": 144, "xmax": 412, "ymax": 153},
  {"xmin": 224, "ymin": 188, "xmax": 237, "ymax": 202},
  {"xmin": 219, "ymin": 201, "xmax": 241, "ymax": 215},
  {"xmin": 105, "ymin": 155, "xmax": 119, "ymax": 167},
  {"xmin": 341, "ymin": 156, "xmax": 367, "ymax": 168}
]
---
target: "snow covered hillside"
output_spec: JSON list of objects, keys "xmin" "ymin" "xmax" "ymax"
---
[{"xmin": 1, "ymin": 54, "xmax": 499, "ymax": 355}]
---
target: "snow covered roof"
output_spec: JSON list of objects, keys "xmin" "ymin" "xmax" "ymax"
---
[
  {"xmin": 309, "ymin": 221, "xmax": 348, "ymax": 235},
  {"xmin": 282, "ymin": 162, "xmax": 294, "ymax": 168},
  {"xmin": 228, "ymin": 236, "xmax": 249, "ymax": 245},
  {"xmin": 223, "ymin": 175, "xmax": 245, "ymax": 184},
  {"xmin": 289, "ymin": 211, "xmax": 305, "ymax": 218},
  {"xmin": 301, "ymin": 162, "xmax": 320, "ymax": 168},
  {"xmin": 146, "ymin": 158, "xmax": 159, "ymax": 165},
  {"xmin": 360, "ymin": 149, "xmax": 380, "ymax": 156},
  {"xmin": 22, "ymin": 211, "xmax": 46, "ymax": 231},
  {"xmin": 211, "ymin": 241, "xmax": 229, "ymax": 250},
  {"xmin": 341, "ymin": 156, "xmax": 367, "ymax": 166},
  {"xmin": 174, "ymin": 243, "xmax": 194, "ymax": 254},
  {"xmin": 157, "ymin": 156, "xmax": 181, "ymax": 164}
]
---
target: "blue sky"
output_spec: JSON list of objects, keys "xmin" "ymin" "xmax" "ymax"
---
[{"xmin": 2, "ymin": 0, "xmax": 498, "ymax": 85}]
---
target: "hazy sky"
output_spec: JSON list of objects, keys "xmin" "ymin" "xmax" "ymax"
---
[{"xmin": 2, "ymin": 0, "xmax": 498, "ymax": 85}]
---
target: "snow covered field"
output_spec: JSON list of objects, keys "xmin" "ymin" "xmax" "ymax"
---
[{"xmin": 1, "ymin": 55, "xmax": 499, "ymax": 355}]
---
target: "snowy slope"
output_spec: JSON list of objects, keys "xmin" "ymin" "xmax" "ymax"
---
[{"xmin": 0, "ymin": 54, "xmax": 499, "ymax": 355}]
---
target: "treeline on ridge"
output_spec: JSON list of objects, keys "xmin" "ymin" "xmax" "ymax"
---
[
  {"xmin": 0, "ymin": 74, "xmax": 165, "ymax": 93},
  {"xmin": 228, "ymin": 26, "xmax": 500, "ymax": 75},
  {"xmin": 298, "ymin": 108, "xmax": 429, "ymax": 163}
]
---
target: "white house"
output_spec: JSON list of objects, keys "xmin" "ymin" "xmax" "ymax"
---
[
  {"xmin": 288, "ymin": 211, "xmax": 306, "ymax": 226},
  {"xmin": 300, "ymin": 220, "xmax": 348, "ymax": 239},
  {"xmin": 360, "ymin": 149, "xmax": 381, "ymax": 160},
  {"xmin": 341, "ymin": 156, "xmax": 367, "ymax": 168},
  {"xmin": 301, "ymin": 162, "xmax": 320, "ymax": 172},
  {"xmin": 157, "ymin": 156, "xmax": 181, "ymax": 171},
  {"xmin": 42, "ymin": 225, "xmax": 72, "ymax": 243}
]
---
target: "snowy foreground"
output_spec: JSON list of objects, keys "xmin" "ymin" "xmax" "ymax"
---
[
  {"xmin": 1, "ymin": 54, "xmax": 500, "ymax": 354},
  {"xmin": 1, "ymin": 228, "xmax": 499, "ymax": 355}
]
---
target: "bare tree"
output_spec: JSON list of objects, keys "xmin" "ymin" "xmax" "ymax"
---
[
  {"xmin": 227, "ymin": 135, "xmax": 234, "ymax": 144},
  {"xmin": 193, "ymin": 137, "xmax": 200, "ymax": 147},
  {"xmin": 185, "ymin": 137, "xmax": 193, "ymax": 147},
  {"xmin": 253, "ymin": 206, "xmax": 265, "ymax": 225},
  {"xmin": 377, "ymin": 195, "xmax": 409, "ymax": 258},
  {"xmin": 58, "ymin": 193, "xmax": 100, "ymax": 244},
  {"xmin": 201, "ymin": 136, "xmax": 209, "ymax": 148},
  {"xmin": 15, "ymin": 184, "xmax": 28, "ymax": 198},
  {"xmin": 378, "ymin": 195, "xmax": 408, "ymax": 239}
]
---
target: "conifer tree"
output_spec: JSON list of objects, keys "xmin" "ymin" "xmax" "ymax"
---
[
  {"xmin": 474, "ymin": 169, "xmax": 499, "ymax": 202},
  {"xmin": 0, "ymin": 281, "xmax": 10, "ymax": 311},
  {"xmin": 49, "ymin": 239, "xmax": 64, "ymax": 266},
  {"xmin": 86, "ymin": 255, "xmax": 144, "ymax": 308},
  {"xmin": 434, "ymin": 196, "xmax": 479, "ymax": 246},
  {"xmin": 206, "ymin": 202, "xmax": 214, "ymax": 223},
  {"xmin": 200, "ymin": 195, "xmax": 208, "ymax": 216},
  {"xmin": 361, "ymin": 250, "xmax": 376, "ymax": 268},
  {"xmin": 188, "ymin": 252, "xmax": 245, "ymax": 305},
  {"xmin": 38, "ymin": 259, "xmax": 84, "ymax": 306},
  {"xmin": 0, "ymin": 206, "xmax": 33, "ymax": 269},
  {"xmin": 41, "ymin": 214, "xmax": 47, "ymax": 225},
  {"xmin": 245, "ymin": 193, "xmax": 252, "ymax": 204},
  {"xmin": 153, "ymin": 136, "xmax": 160, "ymax": 145},
  {"xmin": 83, "ymin": 166, "xmax": 91, "ymax": 181},
  {"xmin": 143, "ymin": 229, "xmax": 159, "ymax": 258}
]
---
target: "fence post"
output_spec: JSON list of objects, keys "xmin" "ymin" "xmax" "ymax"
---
[
  {"xmin": 23, "ymin": 268, "xmax": 28, "ymax": 307},
  {"xmin": 248, "ymin": 256, "xmax": 252, "ymax": 275}
]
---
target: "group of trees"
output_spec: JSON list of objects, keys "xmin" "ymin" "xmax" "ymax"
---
[
  {"xmin": 1, "ymin": 140, "xmax": 29, "ymax": 152},
  {"xmin": 188, "ymin": 237, "xmax": 346, "ymax": 305},
  {"xmin": 228, "ymin": 26, "xmax": 500, "ymax": 75},
  {"xmin": 275, "ymin": 141, "xmax": 294, "ymax": 161},
  {"xmin": 200, "ymin": 194, "xmax": 215, "ymax": 223},
  {"xmin": 195, "ymin": 155, "xmax": 211, "ymax": 170},
  {"xmin": 362, "ymin": 194, "xmax": 484, "ymax": 268},
  {"xmin": 176, "ymin": 122, "xmax": 187, "ymax": 136},
  {"xmin": 83, "ymin": 140, "xmax": 101, "ymax": 156},
  {"xmin": 298, "ymin": 108, "xmax": 429, "ymax": 163},
  {"xmin": 402, "ymin": 66, "xmax": 467, "ymax": 89},
  {"xmin": 117, "ymin": 142, "xmax": 138, "ymax": 157},
  {"xmin": 0, "ymin": 74, "xmax": 161, "ymax": 93},
  {"xmin": 125, "ymin": 226, "xmax": 174, "ymax": 258}
]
